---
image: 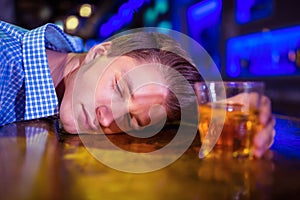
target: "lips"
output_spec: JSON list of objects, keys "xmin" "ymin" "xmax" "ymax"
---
[{"xmin": 80, "ymin": 105, "xmax": 98, "ymax": 131}]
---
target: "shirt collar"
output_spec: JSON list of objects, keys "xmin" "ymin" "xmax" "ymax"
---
[{"xmin": 21, "ymin": 23, "xmax": 78, "ymax": 120}]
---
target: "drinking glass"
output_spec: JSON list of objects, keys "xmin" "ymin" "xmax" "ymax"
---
[{"xmin": 194, "ymin": 81, "xmax": 265, "ymax": 158}]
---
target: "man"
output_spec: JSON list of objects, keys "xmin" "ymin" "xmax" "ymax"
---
[{"xmin": 0, "ymin": 20, "xmax": 274, "ymax": 157}]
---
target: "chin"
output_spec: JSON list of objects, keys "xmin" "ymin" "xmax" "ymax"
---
[
  {"xmin": 63, "ymin": 125, "xmax": 78, "ymax": 134},
  {"xmin": 59, "ymin": 114, "xmax": 78, "ymax": 134},
  {"xmin": 61, "ymin": 122, "xmax": 78, "ymax": 134}
]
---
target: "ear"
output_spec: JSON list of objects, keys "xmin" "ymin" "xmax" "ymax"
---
[{"xmin": 83, "ymin": 41, "xmax": 111, "ymax": 64}]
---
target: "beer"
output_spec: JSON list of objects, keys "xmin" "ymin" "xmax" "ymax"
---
[{"xmin": 198, "ymin": 103, "xmax": 260, "ymax": 158}]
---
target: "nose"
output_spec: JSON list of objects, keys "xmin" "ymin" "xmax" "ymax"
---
[{"xmin": 96, "ymin": 106, "xmax": 114, "ymax": 127}]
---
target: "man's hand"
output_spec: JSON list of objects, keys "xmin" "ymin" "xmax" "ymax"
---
[
  {"xmin": 226, "ymin": 93, "xmax": 275, "ymax": 158},
  {"xmin": 253, "ymin": 95, "xmax": 276, "ymax": 158}
]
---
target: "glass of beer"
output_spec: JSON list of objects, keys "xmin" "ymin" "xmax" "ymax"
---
[{"xmin": 194, "ymin": 81, "xmax": 264, "ymax": 159}]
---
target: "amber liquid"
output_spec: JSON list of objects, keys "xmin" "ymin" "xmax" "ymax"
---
[{"xmin": 198, "ymin": 103, "xmax": 260, "ymax": 158}]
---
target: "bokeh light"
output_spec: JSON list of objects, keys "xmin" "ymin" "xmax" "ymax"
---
[
  {"xmin": 65, "ymin": 15, "xmax": 79, "ymax": 31},
  {"xmin": 79, "ymin": 4, "xmax": 92, "ymax": 18}
]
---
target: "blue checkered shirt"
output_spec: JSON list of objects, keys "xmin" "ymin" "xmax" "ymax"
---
[{"xmin": 0, "ymin": 21, "xmax": 83, "ymax": 126}]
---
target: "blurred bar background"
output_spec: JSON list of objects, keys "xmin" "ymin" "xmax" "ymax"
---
[{"xmin": 1, "ymin": 0, "xmax": 299, "ymax": 117}]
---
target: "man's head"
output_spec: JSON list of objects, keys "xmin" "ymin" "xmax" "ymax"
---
[{"xmin": 59, "ymin": 31, "xmax": 202, "ymax": 134}]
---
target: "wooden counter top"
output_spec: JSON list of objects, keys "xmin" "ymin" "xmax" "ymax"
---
[{"xmin": 0, "ymin": 115, "xmax": 300, "ymax": 200}]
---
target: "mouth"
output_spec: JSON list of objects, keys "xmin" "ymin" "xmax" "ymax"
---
[{"xmin": 81, "ymin": 105, "xmax": 99, "ymax": 131}]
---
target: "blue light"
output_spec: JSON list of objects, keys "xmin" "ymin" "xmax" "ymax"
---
[
  {"xmin": 155, "ymin": 0, "xmax": 168, "ymax": 14},
  {"xmin": 127, "ymin": 0, "xmax": 144, "ymax": 9},
  {"xmin": 99, "ymin": 23, "xmax": 113, "ymax": 38},
  {"xmin": 187, "ymin": 0, "xmax": 222, "ymax": 26},
  {"xmin": 118, "ymin": 3, "xmax": 133, "ymax": 22},
  {"xmin": 235, "ymin": 0, "xmax": 273, "ymax": 24},
  {"xmin": 226, "ymin": 25, "xmax": 300, "ymax": 77},
  {"xmin": 236, "ymin": 0, "xmax": 254, "ymax": 24},
  {"xmin": 187, "ymin": 0, "xmax": 222, "ymax": 39},
  {"xmin": 143, "ymin": 0, "xmax": 168, "ymax": 26},
  {"xmin": 85, "ymin": 39, "xmax": 100, "ymax": 51},
  {"xmin": 187, "ymin": 0, "xmax": 222, "ymax": 69},
  {"xmin": 144, "ymin": 8, "xmax": 158, "ymax": 26},
  {"xmin": 157, "ymin": 20, "xmax": 172, "ymax": 30},
  {"xmin": 110, "ymin": 15, "xmax": 123, "ymax": 30},
  {"xmin": 99, "ymin": 0, "xmax": 146, "ymax": 38},
  {"xmin": 189, "ymin": 0, "xmax": 219, "ymax": 19},
  {"xmin": 228, "ymin": 63, "xmax": 241, "ymax": 78}
]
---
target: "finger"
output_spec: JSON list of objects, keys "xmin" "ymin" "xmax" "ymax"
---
[
  {"xmin": 253, "ymin": 122, "xmax": 276, "ymax": 158},
  {"xmin": 268, "ymin": 129, "xmax": 276, "ymax": 148},
  {"xmin": 259, "ymin": 95, "xmax": 272, "ymax": 126},
  {"xmin": 228, "ymin": 93, "xmax": 271, "ymax": 126},
  {"xmin": 254, "ymin": 118, "xmax": 275, "ymax": 149},
  {"xmin": 253, "ymin": 148, "xmax": 274, "ymax": 159}
]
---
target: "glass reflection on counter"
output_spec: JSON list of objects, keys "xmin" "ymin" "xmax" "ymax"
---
[
  {"xmin": 197, "ymin": 151, "xmax": 275, "ymax": 199},
  {"xmin": 0, "ymin": 122, "xmax": 48, "ymax": 199}
]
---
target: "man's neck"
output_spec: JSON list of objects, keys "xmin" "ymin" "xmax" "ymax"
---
[{"xmin": 46, "ymin": 49, "xmax": 86, "ymax": 101}]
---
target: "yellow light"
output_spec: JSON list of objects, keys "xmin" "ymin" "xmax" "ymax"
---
[
  {"xmin": 66, "ymin": 15, "xmax": 79, "ymax": 31},
  {"xmin": 79, "ymin": 4, "xmax": 92, "ymax": 18}
]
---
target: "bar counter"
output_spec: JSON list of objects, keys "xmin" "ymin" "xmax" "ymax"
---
[{"xmin": 1, "ymin": 114, "xmax": 300, "ymax": 200}]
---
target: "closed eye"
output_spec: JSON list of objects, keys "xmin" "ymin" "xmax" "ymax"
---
[{"xmin": 114, "ymin": 76, "xmax": 123, "ymax": 97}]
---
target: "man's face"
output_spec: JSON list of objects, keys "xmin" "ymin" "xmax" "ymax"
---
[{"xmin": 59, "ymin": 55, "xmax": 168, "ymax": 134}]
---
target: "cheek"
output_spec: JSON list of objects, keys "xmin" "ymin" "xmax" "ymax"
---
[
  {"xmin": 59, "ymin": 101, "xmax": 77, "ymax": 133},
  {"xmin": 94, "ymin": 79, "xmax": 114, "ymax": 105}
]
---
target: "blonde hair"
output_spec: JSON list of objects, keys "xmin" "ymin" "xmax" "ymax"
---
[{"xmin": 107, "ymin": 32, "xmax": 202, "ymax": 123}]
